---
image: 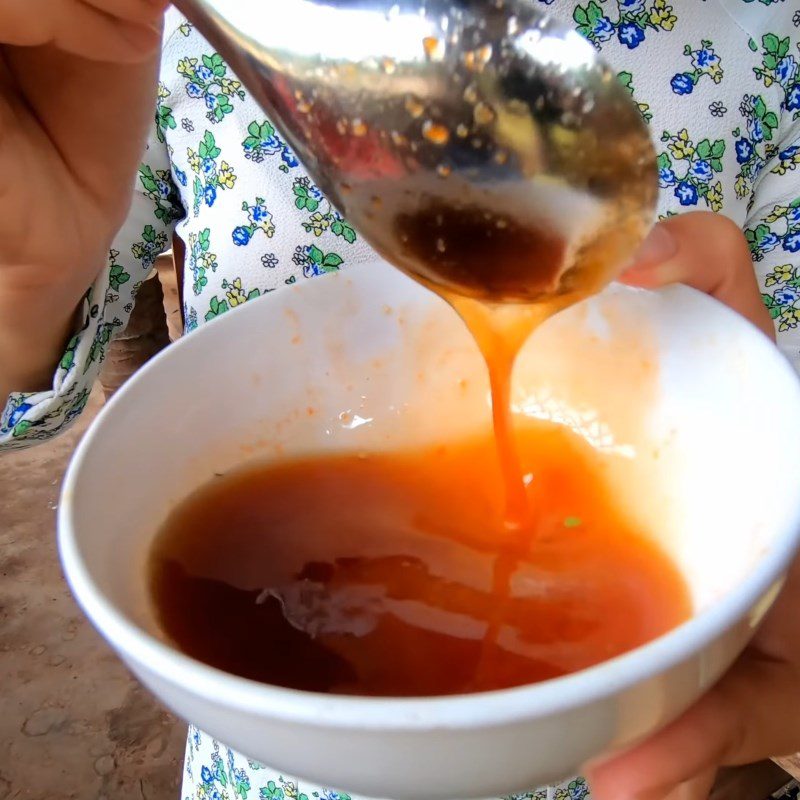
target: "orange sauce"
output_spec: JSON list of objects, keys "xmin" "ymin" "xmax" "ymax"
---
[{"xmin": 149, "ymin": 423, "xmax": 690, "ymax": 696}]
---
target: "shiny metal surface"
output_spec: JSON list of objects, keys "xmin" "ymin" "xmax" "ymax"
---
[{"xmin": 174, "ymin": 0, "xmax": 657, "ymax": 305}]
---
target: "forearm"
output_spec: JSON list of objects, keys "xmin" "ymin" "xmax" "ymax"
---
[{"xmin": 0, "ymin": 274, "xmax": 87, "ymax": 403}]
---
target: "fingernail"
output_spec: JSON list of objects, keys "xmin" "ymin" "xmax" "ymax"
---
[{"xmin": 633, "ymin": 225, "xmax": 678, "ymax": 267}]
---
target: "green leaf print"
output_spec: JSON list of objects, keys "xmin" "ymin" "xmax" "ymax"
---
[
  {"xmin": 199, "ymin": 131, "xmax": 221, "ymax": 159},
  {"xmin": 12, "ymin": 420, "xmax": 32, "ymax": 438},
  {"xmin": 293, "ymin": 181, "xmax": 320, "ymax": 212},
  {"xmin": 157, "ymin": 105, "xmax": 176, "ymax": 132},
  {"xmin": 203, "ymin": 52, "xmax": 227, "ymax": 77},
  {"xmin": 762, "ymin": 293, "xmax": 781, "ymax": 320},
  {"xmin": 138, "ymin": 165, "xmax": 159, "ymax": 195},
  {"xmin": 322, "ymin": 253, "xmax": 344, "ymax": 269},
  {"xmin": 696, "ymin": 139, "xmax": 712, "ymax": 160},
  {"xmin": 205, "ymin": 295, "xmax": 229, "ymax": 321},
  {"xmin": 108, "ymin": 264, "xmax": 131, "ymax": 291},
  {"xmin": 308, "ymin": 244, "xmax": 324, "ymax": 264},
  {"xmin": 331, "ymin": 219, "xmax": 357, "ymax": 243}
]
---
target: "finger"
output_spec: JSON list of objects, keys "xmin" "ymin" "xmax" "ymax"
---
[
  {"xmin": 0, "ymin": 0, "xmax": 167, "ymax": 61},
  {"xmin": 635, "ymin": 768, "xmax": 717, "ymax": 800},
  {"xmin": 620, "ymin": 212, "xmax": 775, "ymax": 340},
  {"xmin": 586, "ymin": 652, "xmax": 800, "ymax": 800}
]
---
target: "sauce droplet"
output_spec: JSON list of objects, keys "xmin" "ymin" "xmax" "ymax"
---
[
  {"xmin": 405, "ymin": 95, "xmax": 425, "ymax": 119},
  {"xmin": 422, "ymin": 121, "xmax": 450, "ymax": 145},
  {"xmin": 422, "ymin": 36, "xmax": 444, "ymax": 61},
  {"xmin": 494, "ymin": 149, "xmax": 509, "ymax": 165},
  {"xmin": 351, "ymin": 118, "xmax": 368, "ymax": 137},
  {"xmin": 473, "ymin": 101, "xmax": 496, "ymax": 125},
  {"xmin": 390, "ymin": 130, "xmax": 408, "ymax": 147}
]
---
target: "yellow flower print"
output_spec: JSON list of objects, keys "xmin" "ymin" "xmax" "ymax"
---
[
  {"xmin": 650, "ymin": 0, "xmax": 676, "ymax": 31},
  {"xmin": 668, "ymin": 129, "xmax": 694, "ymax": 160},
  {"xmin": 765, "ymin": 265, "xmax": 794, "ymax": 287},
  {"xmin": 225, "ymin": 278, "xmax": 247, "ymax": 308},
  {"xmin": 187, "ymin": 148, "xmax": 201, "ymax": 173},
  {"xmin": 307, "ymin": 212, "xmax": 331, "ymax": 236},
  {"xmin": 707, "ymin": 181, "xmax": 723, "ymax": 212},
  {"xmin": 220, "ymin": 78, "xmax": 243, "ymax": 95},
  {"xmin": 766, "ymin": 205, "xmax": 789, "ymax": 224},
  {"xmin": 157, "ymin": 82, "xmax": 170, "ymax": 99},
  {"xmin": 734, "ymin": 175, "xmax": 749, "ymax": 199},
  {"xmin": 779, "ymin": 306, "xmax": 799, "ymax": 332},
  {"xmin": 177, "ymin": 56, "xmax": 198, "ymax": 76},
  {"xmin": 218, "ymin": 161, "xmax": 237, "ymax": 189}
]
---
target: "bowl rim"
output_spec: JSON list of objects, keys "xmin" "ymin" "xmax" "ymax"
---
[{"xmin": 58, "ymin": 268, "xmax": 800, "ymax": 731}]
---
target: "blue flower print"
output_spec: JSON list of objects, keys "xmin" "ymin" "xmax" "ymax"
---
[
  {"xmin": 671, "ymin": 40, "xmax": 723, "ymax": 96},
  {"xmin": 7, "ymin": 401, "xmax": 32, "ymax": 428},
  {"xmin": 747, "ymin": 202, "xmax": 800, "ymax": 265},
  {"xmin": 177, "ymin": 53, "xmax": 245, "ymax": 123},
  {"xmin": 618, "ymin": 22, "xmax": 645, "ymax": 48},
  {"xmin": 748, "ymin": 116, "xmax": 765, "ymax": 144},
  {"xmin": 671, "ymin": 73, "xmax": 694, "ymax": 95},
  {"xmin": 735, "ymin": 138, "xmax": 755, "ymax": 164},
  {"xmin": 593, "ymin": 16, "xmax": 615, "ymax": 42},
  {"xmin": 689, "ymin": 160, "xmax": 713, "ymax": 182},
  {"xmin": 573, "ymin": 0, "xmax": 676, "ymax": 50},
  {"xmin": 187, "ymin": 131, "xmax": 236, "ymax": 215},
  {"xmin": 776, "ymin": 55, "xmax": 799, "ymax": 88},
  {"xmin": 201, "ymin": 766, "xmax": 215, "ymax": 785},
  {"xmin": 732, "ymin": 94, "xmax": 779, "ymax": 198},
  {"xmin": 753, "ymin": 34, "xmax": 800, "ymax": 118},
  {"xmin": 775, "ymin": 285, "xmax": 800, "ymax": 305},
  {"xmin": 659, "ymin": 166, "xmax": 677, "ymax": 186},
  {"xmin": 232, "ymin": 226, "xmax": 252, "ymax": 246},
  {"xmin": 758, "ymin": 232, "xmax": 782, "ymax": 254},
  {"xmin": 675, "ymin": 180, "xmax": 699, "ymax": 205},
  {"xmin": 659, "ymin": 129, "xmax": 725, "ymax": 211},
  {"xmin": 174, "ymin": 166, "xmax": 187, "ymax": 187},
  {"xmin": 184, "ymin": 304, "xmax": 198, "ymax": 333},
  {"xmin": 281, "ymin": 147, "xmax": 299, "ymax": 169},
  {"xmin": 196, "ymin": 64, "xmax": 214, "ymax": 83},
  {"xmin": 695, "ymin": 46, "xmax": 719, "ymax": 70},
  {"xmin": 252, "ymin": 204, "xmax": 271, "ymax": 223},
  {"xmin": 242, "ymin": 119, "xmax": 284, "ymax": 163},
  {"xmin": 231, "ymin": 198, "xmax": 276, "ymax": 246},
  {"xmin": 784, "ymin": 231, "xmax": 800, "ymax": 252}
]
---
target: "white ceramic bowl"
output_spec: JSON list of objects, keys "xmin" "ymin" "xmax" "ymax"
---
[{"xmin": 59, "ymin": 259, "xmax": 800, "ymax": 800}]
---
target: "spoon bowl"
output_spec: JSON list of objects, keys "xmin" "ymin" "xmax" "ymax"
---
[{"xmin": 174, "ymin": 0, "xmax": 658, "ymax": 304}]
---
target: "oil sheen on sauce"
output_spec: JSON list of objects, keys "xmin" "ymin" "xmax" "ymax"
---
[{"xmin": 149, "ymin": 423, "xmax": 691, "ymax": 696}]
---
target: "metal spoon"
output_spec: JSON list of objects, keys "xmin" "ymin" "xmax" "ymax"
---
[{"xmin": 174, "ymin": 0, "xmax": 657, "ymax": 305}]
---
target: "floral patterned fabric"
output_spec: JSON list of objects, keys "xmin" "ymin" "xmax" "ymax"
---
[{"xmin": 2, "ymin": 2, "xmax": 800, "ymax": 798}]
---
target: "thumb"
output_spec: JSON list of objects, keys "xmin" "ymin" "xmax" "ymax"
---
[{"xmin": 620, "ymin": 211, "xmax": 775, "ymax": 341}]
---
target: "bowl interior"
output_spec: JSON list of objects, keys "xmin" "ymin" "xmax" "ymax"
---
[{"xmin": 62, "ymin": 258, "xmax": 800, "ymax": 674}]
